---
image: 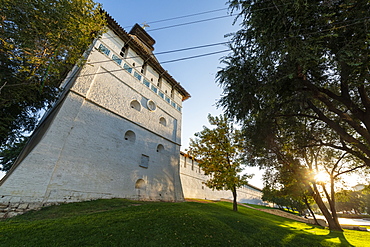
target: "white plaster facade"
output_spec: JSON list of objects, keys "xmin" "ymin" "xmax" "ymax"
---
[
  {"xmin": 0, "ymin": 16, "xmax": 263, "ymax": 213},
  {"xmin": 0, "ymin": 18, "xmax": 189, "ymax": 205}
]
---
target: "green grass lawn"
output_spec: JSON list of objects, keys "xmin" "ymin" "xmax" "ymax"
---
[{"xmin": 0, "ymin": 199, "xmax": 368, "ymax": 247}]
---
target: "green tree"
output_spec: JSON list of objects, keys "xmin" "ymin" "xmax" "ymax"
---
[
  {"xmin": 217, "ymin": 0, "xmax": 370, "ymax": 167},
  {"xmin": 253, "ymin": 116, "xmax": 365, "ymax": 230},
  {"xmin": 336, "ymin": 190, "xmax": 364, "ymax": 214},
  {"xmin": 363, "ymin": 185, "xmax": 370, "ymax": 215},
  {"xmin": 217, "ymin": 0, "xmax": 370, "ymax": 230},
  {"xmin": 0, "ymin": 0, "xmax": 106, "ymax": 171},
  {"xmin": 0, "ymin": 137, "xmax": 28, "ymax": 172},
  {"xmin": 189, "ymin": 114, "xmax": 253, "ymax": 211}
]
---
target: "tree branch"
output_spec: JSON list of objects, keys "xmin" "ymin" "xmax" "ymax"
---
[
  {"xmin": 0, "ymin": 81, "xmax": 7, "ymax": 94},
  {"xmin": 307, "ymin": 100, "xmax": 370, "ymax": 160}
]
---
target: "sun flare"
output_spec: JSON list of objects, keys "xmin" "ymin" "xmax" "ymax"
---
[{"xmin": 314, "ymin": 171, "xmax": 331, "ymax": 184}]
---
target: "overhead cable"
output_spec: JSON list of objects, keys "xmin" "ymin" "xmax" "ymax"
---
[{"xmin": 122, "ymin": 7, "xmax": 229, "ymax": 29}]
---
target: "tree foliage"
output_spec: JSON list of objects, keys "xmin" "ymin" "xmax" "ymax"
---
[
  {"xmin": 218, "ymin": 0, "xmax": 370, "ymax": 167},
  {"xmin": 217, "ymin": 0, "xmax": 370, "ymax": 230},
  {"xmin": 0, "ymin": 0, "xmax": 106, "ymax": 170},
  {"xmin": 262, "ymin": 186, "xmax": 308, "ymax": 214},
  {"xmin": 189, "ymin": 114, "xmax": 253, "ymax": 211},
  {"xmin": 336, "ymin": 189, "xmax": 364, "ymax": 214}
]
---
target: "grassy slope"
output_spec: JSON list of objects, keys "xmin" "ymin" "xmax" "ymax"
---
[{"xmin": 0, "ymin": 199, "xmax": 368, "ymax": 247}]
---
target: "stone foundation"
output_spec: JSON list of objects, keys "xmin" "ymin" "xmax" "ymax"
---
[{"xmin": 0, "ymin": 202, "xmax": 58, "ymax": 219}]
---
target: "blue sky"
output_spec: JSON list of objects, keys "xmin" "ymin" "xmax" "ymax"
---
[{"xmin": 98, "ymin": 0, "xmax": 265, "ymax": 188}]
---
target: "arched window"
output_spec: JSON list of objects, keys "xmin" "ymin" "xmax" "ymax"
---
[
  {"xmin": 124, "ymin": 130, "xmax": 136, "ymax": 142},
  {"xmin": 135, "ymin": 179, "xmax": 146, "ymax": 189},
  {"xmin": 130, "ymin": 100, "xmax": 141, "ymax": 111},
  {"xmin": 159, "ymin": 117, "xmax": 167, "ymax": 126},
  {"xmin": 157, "ymin": 144, "xmax": 164, "ymax": 153}
]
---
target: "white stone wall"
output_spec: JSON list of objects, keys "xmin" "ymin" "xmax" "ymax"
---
[
  {"xmin": 0, "ymin": 28, "xmax": 185, "ymax": 205},
  {"xmin": 0, "ymin": 26, "xmax": 263, "ymax": 212},
  {"xmin": 179, "ymin": 154, "xmax": 264, "ymax": 204}
]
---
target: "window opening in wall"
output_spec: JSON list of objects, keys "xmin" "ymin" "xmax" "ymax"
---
[
  {"xmin": 98, "ymin": 43, "xmax": 110, "ymax": 56},
  {"xmin": 130, "ymin": 100, "xmax": 141, "ymax": 111},
  {"xmin": 134, "ymin": 71, "xmax": 142, "ymax": 81},
  {"xmin": 147, "ymin": 100, "xmax": 156, "ymax": 111},
  {"xmin": 135, "ymin": 179, "xmax": 146, "ymax": 189},
  {"xmin": 165, "ymin": 96, "xmax": 170, "ymax": 104},
  {"xmin": 143, "ymin": 78, "xmax": 150, "ymax": 87},
  {"xmin": 171, "ymin": 88, "xmax": 174, "ymax": 98},
  {"xmin": 157, "ymin": 77, "xmax": 162, "ymax": 89},
  {"xmin": 140, "ymin": 154, "xmax": 149, "ymax": 168},
  {"xmin": 141, "ymin": 63, "xmax": 147, "ymax": 75},
  {"xmin": 124, "ymin": 63, "xmax": 132, "ymax": 73},
  {"xmin": 157, "ymin": 144, "xmax": 164, "ymax": 153},
  {"xmin": 112, "ymin": 54, "xmax": 122, "ymax": 65},
  {"xmin": 132, "ymin": 62, "xmax": 136, "ymax": 67},
  {"xmin": 191, "ymin": 159, "xmax": 194, "ymax": 171},
  {"xmin": 120, "ymin": 44, "xmax": 129, "ymax": 57},
  {"xmin": 184, "ymin": 157, "xmax": 186, "ymax": 168},
  {"xmin": 158, "ymin": 91, "xmax": 164, "ymax": 99},
  {"xmin": 151, "ymin": 85, "xmax": 158, "ymax": 93},
  {"xmin": 124, "ymin": 130, "xmax": 136, "ymax": 142},
  {"xmin": 159, "ymin": 117, "xmax": 166, "ymax": 126}
]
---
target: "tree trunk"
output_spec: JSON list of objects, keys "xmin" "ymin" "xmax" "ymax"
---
[
  {"xmin": 310, "ymin": 184, "xmax": 342, "ymax": 231},
  {"xmin": 329, "ymin": 178, "xmax": 341, "ymax": 230},
  {"xmin": 232, "ymin": 186, "xmax": 238, "ymax": 211},
  {"xmin": 303, "ymin": 196, "xmax": 317, "ymax": 222}
]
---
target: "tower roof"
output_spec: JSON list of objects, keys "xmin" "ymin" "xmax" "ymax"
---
[{"xmin": 129, "ymin": 23, "xmax": 155, "ymax": 52}]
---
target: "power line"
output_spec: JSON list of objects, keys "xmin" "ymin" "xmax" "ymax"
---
[
  {"xmin": 155, "ymin": 41, "xmax": 228, "ymax": 55},
  {"xmin": 148, "ymin": 14, "xmax": 238, "ymax": 32},
  {"xmin": 145, "ymin": 3, "xmax": 291, "ymax": 32},
  {"xmin": 161, "ymin": 49, "xmax": 230, "ymax": 64},
  {"xmin": 122, "ymin": 7, "xmax": 229, "ymax": 29}
]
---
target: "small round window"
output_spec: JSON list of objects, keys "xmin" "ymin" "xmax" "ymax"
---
[{"xmin": 147, "ymin": 100, "xmax": 156, "ymax": 111}]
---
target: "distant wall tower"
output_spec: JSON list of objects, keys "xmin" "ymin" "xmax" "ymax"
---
[{"xmin": 0, "ymin": 14, "xmax": 190, "ymax": 206}]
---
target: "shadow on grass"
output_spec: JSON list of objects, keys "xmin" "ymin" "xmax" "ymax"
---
[{"xmin": 327, "ymin": 231, "xmax": 354, "ymax": 247}]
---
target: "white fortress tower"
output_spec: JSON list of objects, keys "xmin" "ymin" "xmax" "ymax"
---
[{"xmin": 0, "ymin": 14, "xmax": 190, "ymax": 207}]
